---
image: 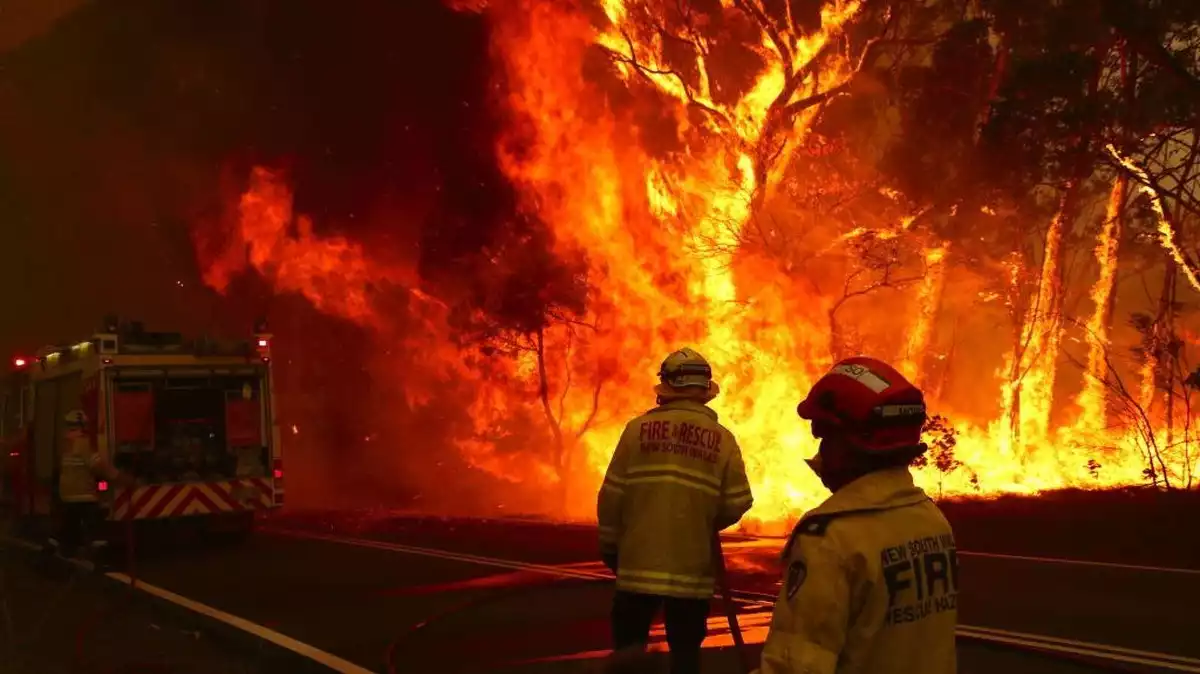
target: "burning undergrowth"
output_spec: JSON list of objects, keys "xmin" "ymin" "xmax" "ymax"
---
[{"xmin": 190, "ymin": 0, "xmax": 1200, "ymax": 530}]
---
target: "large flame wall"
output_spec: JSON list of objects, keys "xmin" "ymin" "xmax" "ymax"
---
[{"xmin": 197, "ymin": 0, "xmax": 1199, "ymax": 532}]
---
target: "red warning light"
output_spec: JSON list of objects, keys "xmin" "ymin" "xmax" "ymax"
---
[
  {"xmin": 257, "ymin": 339, "xmax": 269, "ymax": 348},
  {"xmin": 13, "ymin": 357, "xmax": 27, "ymax": 368},
  {"xmin": 97, "ymin": 480, "xmax": 109, "ymax": 492}
]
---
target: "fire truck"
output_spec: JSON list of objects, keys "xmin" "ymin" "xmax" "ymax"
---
[{"xmin": 1, "ymin": 318, "xmax": 284, "ymax": 541}]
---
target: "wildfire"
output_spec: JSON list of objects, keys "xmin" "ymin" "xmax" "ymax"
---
[
  {"xmin": 899, "ymin": 245, "xmax": 947, "ymax": 386},
  {"xmin": 1076, "ymin": 179, "xmax": 1125, "ymax": 433},
  {"xmin": 199, "ymin": 167, "xmax": 392, "ymax": 325},
  {"xmin": 196, "ymin": 2, "xmax": 1199, "ymax": 531}
]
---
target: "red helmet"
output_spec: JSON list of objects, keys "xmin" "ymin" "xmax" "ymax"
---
[{"xmin": 796, "ymin": 356, "xmax": 927, "ymax": 454}]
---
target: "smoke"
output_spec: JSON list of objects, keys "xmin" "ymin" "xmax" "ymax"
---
[{"xmin": 0, "ymin": 0, "xmax": 553, "ymax": 510}]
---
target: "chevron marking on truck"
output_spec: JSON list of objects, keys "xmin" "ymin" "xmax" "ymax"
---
[{"xmin": 111, "ymin": 478, "xmax": 273, "ymax": 520}]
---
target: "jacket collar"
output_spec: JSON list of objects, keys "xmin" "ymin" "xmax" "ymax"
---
[
  {"xmin": 649, "ymin": 398, "xmax": 719, "ymax": 421},
  {"xmin": 808, "ymin": 468, "xmax": 930, "ymax": 517}
]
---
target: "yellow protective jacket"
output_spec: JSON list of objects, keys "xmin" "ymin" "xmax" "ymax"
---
[
  {"xmin": 758, "ymin": 468, "xmax": 957, "ymax": 674},
  {"xmin": 59, "ymin": 431, "xmax": 117, "ymax": 504},
  {"xmin": 597, "ymin": 399, "xmax": 754, "ymax": 599}
]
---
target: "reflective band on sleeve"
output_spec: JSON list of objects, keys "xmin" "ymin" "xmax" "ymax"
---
[
  {"xmin": 601, "ymin": 481, "xmax": 625, "ymax": 495},
  {"xmin": 830, "ymin": 363, "xmax": 890, "ymax": 393},
  {"xmin": 723, "ymin": 489, "xmax": 754, "ymax": 508},
  {"xmin": 598, "ymin": 525, "xmax": 619, "ymax": 545}
]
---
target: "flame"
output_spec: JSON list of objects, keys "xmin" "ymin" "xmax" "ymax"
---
[
  {"xmin": 195, "ymin": 4, "xmax": 1200, "ymax": 530},
  {"xmin": 200, "ymin": 167, "xmax": 393, "ymax": 324},
  {"xmin": 482, "ymin": 5, "xmax": 1192, "ymax": 509},
  {"xmin": 1076, "ymin": 179, "xmax": 1125, "ymax": 433},
  {"xmin": 1002, "ymin": 198, "xmax": 1068, "ymax": 454},
  {"xmin": 1107, "ymin": 144, "xmax": 1200, "ymax": 293},
  {"xmin": 899, "ymin": 245, "xmax": 947, "ymax": 384}
]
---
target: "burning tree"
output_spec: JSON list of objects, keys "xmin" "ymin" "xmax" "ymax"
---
[
  {"xmin": 463, "ymin": 0, "xmax": 1200, "ymax": 504},
  {"xmin": 196, "ymin": 0, "xmax": 1200, "ymax": 525},
  {"xmin": 916, "ymin": 414, "xmax": 978, "ymax": 498},
  {"xmin": 826, "ymin": 229, "xmax": 926, "ymax": 361},
  {"xmin": 448, "ymin": 226, "xmax": 615, "ymax": 504}
]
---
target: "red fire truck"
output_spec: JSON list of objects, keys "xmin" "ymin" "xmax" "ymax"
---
[
  {"xmin": 0, "ymin": 357, "xmax": 32, "ymax": 511},
  {"xmin": 1, "ymin": 318, "xmax": 284, "ymax": 541}
]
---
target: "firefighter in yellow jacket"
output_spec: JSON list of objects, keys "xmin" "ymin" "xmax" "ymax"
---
[
  {"xmin": 597, "ymin": 347, "xmax": 754, "ymax": 674},
  {"xmin": 756, "ymin": 357, "xmax": 957, "ymax": 674},
  {"xmin": 53, "ymin": 410, "xmax": 122, "ymax": 559}
]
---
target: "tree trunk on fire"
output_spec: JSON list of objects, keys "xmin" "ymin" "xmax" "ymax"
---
[
  {"xmin": 828, "ymin": 305, "xmax": 847, "ymax": 363},
  {"xmin": 1004, "ymin": 51, "xmax": 1103, "ymax": 454},
  {"xmin": 929, "ymin": 316, "xmax": 960, "ymax": 403},
  {"xmin": 1155, "ymin": 259, "xmax": 1177, "ymax": 488},
  {"xmin": 534, "ymin": 327, "xmax": 571, "ymax": 507},
  {"xmin": 1007, "ymin": 325, "xmax": 1023, "ymax": 451},
  {"xmin": 906, "ymin": 36, "xmax": 1009, "ymax": 390}
]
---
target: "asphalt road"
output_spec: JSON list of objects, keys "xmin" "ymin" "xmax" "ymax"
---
[
  {"xmin": 62, "ymin": 510, "xmax": 1199, "ymax": 674},
  {"xmin": 0, "ymin": 540, "xmax": 277, "ymax": 674}
]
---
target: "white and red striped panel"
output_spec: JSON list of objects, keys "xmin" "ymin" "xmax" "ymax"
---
[{"xmin": 109, "ymin": 478, "xmax": 276, "ymax": 521}]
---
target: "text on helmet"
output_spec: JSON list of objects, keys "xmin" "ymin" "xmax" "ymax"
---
[
  {"xmin": 876, "ymin": 404, "xmax": 926, "ymax": 418},
  {"xmin": 830, "ymin": 363, "xmax": 891, "ymax": 393}
]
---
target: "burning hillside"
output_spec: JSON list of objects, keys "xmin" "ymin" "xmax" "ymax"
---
[{"xmin": 197, "ymin": 0, "xmax": 1200, "ymax": 531}]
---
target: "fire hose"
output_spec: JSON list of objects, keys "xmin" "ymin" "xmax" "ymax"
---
[
  {"xmin": 384, "ymin": 533, "xmax": 1146, "ymax": 674},
  {"xmin": 384, "ymin": 574, "xmax": 602, "ymax": 674},
  {"xmin": 385, "ymin": 537, "xmax": 756, "ymax": 674},
  {"xmin": 713, "ymin": 535, "xmax": 755, "ymax": 674}
]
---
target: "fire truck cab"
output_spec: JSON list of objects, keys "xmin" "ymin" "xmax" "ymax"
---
[{"xmin": 2, "ymin": 317, "xmax": 284, "ymax": 541}]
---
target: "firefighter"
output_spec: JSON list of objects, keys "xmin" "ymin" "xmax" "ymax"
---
[
  {"xmin": 597, "ymin": 347, "xmax": 754, "ymax": 674},
  {"xmin": 50, "ymin": 410, "xmax": 122, "ymax": 560},
  {"xmin": 756, "ymin": 357, "xmax": 957, "ymax": 674}
]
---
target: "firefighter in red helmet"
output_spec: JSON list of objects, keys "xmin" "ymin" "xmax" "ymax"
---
[
  {"xmin": 756, "ymin": 357, "xmax": 957, "ymax": 674},
  {"xmin": 598, "ymin": 347, "xmax": 754, "ymax": 674}
]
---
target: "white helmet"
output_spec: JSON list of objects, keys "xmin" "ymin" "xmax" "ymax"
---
[
  {"xmin": 655, "ymin": 347, "xmax": 720, "ymax": 402},
  {"xmin": 658, "ymin": 347, "xmax": 713, "ymax": 389},
  {"xmin": 64, "ymin": 410, "xmax": 88, "ymax": 428}
]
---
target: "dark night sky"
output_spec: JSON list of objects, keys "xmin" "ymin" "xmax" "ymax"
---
[{"xmin": 0, "ymin": 0, "xmax": 510, "ymax": 359}]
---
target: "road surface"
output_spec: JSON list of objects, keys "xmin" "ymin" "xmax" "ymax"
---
[
  {"xmin": 37, "ymin": 509, "xmax": 1194, "ymax": 674},
  {"xmin": 0, "ymin": 539, "xmax": 274, "ymax": 673}
]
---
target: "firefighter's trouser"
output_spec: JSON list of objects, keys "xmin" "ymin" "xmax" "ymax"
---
[
  {"xmin": 611, "ymin": 591, "xmax": 709, "ymax": 674},
  {"xmin": 57, "ymin": 501, "xmax": 100, "ymax": 557}
]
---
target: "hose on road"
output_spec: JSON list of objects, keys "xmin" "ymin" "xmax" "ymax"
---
[
  {"xmin": 713, "ymin": 535, "xmax": 754, "ymax": 674},
  {"xmin": 387, "ymin": 540, "xmax": 758, "ymax": 674},
  {"xmin": 384, "ymin": 573, "xmax": 610, "ymax": 674}
]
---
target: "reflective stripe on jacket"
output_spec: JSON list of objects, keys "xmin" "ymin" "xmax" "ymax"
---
[
  {"xmin": 758, "ymin": 468, "xmax": 957, "ymax": 674},
  {"xmin": 597, "ymin": 399, "xmax": 754, "ymax": 598},
  {"xmin": 59, "ymin": 433, "xmax": 99, "ymax": 503}
]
